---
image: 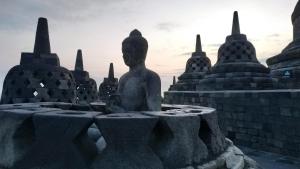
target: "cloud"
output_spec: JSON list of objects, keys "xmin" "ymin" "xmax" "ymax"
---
[
  {"xmin": 0, "ymin": 0, "xmax": 133, "ymax": 30},
  {"xmin": 156, "ymin": 22, "xmax": 180, "ymax": 32},
  {"xmin": 177, "ymin": 52, "xmax": 192, "ymax": 57}
]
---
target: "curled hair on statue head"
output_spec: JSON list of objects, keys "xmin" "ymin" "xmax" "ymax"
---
[{"xmin": 122, "ymin": 29, "xmax": 148, "ymax": 63}]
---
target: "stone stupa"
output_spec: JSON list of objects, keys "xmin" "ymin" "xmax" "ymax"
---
[
  {"xmin": 71, "ymin": 50, "xmax": 98, "ymax": 103},
  {"xmin": 98, "ymin": 63, "xmax": 118, "ymax": 102},
  {"xmin": 198, "ymin": 11, "xmax": 275, "ymax": 90},
  {"xmin": 169, "ymin": 35, "xmax": 211, "ymax": 91},
  {"xmin": 0, "ymin": 17, "xmax": 76, "ymax": 104},
  {"xmin": 267, "ymin": 0, "xmax": 300, "ymax": 88}
]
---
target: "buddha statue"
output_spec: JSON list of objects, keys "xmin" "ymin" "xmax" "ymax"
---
[{"xmin": 107, "ymin": 29, "xmax": 161, "ymax": 112}]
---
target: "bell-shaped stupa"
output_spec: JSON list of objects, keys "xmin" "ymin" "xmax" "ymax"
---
[
  {"xmin": 169, "ymin": 35, "xmax": 211, "ymax": 91},
  {"xmin": 1, "ymin": 18, "xmax": 76, "ymax": 104},
  {"xmin": 198, "ymin": 11, "xmax": 275, "ymax": 90},
  {"xmin": 98, "ymin": 63, "xmax": 118, "ymax": 102},
  {"xmin": 71, "ymin": 50, "xmax": 98, "ymax": 103}
]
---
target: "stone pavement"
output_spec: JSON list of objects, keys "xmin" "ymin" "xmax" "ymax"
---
[{"xmin": 240, "ymin": 146, "xmax": 300, "ymax": 169}]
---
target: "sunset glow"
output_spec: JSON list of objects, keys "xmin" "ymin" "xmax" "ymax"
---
[{"xmin": 0, "ymin": 0, "xmax": 297, "ymax": 93}]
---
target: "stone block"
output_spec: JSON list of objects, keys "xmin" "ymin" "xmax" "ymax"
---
[
  {"xmin": 0, "ymin": 107, "xmax": 58, "ymax": 168},
  {"xmin": 14, "ymin": 110, "xmax": 101, "ymax": 169},
  {"xmin": 92, "ymin": 113, "xmax": 163, "ymax": 169},
  {"xmin": 145, "ymin": 111, "xmax": 208, "ymax": 168}
]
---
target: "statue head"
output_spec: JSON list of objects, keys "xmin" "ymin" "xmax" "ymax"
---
[{"xmin": 122, "ymin": 29, "xmax": 148, "ymax": 67}]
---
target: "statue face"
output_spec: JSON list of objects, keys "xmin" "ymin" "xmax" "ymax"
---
[{"xmin": 122, "ymin": 42, "xmax": 144, "ymax": 67}]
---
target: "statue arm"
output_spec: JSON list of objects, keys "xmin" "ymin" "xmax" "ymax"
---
[{"xmin": 146, "ymin": 72, "xmax": 162, "ymax": 111}]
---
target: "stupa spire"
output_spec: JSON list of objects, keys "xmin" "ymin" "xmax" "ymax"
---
[
  {"xmin": 34, "ymin": 17, "xmax": 51, "ymax": 55},
  {"xmin": 173, "ymin": 76, "xmax": 176, "ymax": 85},
  {"xmin": 195, "ymin": 34, "xmax": 202, "ymax": 52},
  {"xmin": 232, "ymin": 11, "xmax": 241, "ymax": 35},
  {"xmin": 75, "ymin": 49, "xmax": 84, "ymax": 71},
  {"xmin": 108, "ymin": 63, "xmax": 115, "ymax": 79}
]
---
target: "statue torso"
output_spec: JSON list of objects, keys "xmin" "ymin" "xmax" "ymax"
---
[{"xmin": 118, "ymin": 69, "xmax": 148, "ymax": 111}]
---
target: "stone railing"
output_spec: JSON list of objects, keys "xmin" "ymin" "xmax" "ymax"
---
[{"xmin": 0, "ymin": 102, "xmax": 259, "ymax": 169}]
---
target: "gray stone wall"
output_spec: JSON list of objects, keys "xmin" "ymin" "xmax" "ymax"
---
[{"xmin": 164, "ymin": 89, "xmax": 300, "ymax": 157}]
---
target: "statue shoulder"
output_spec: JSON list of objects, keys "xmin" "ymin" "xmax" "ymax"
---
[
  {"xmin": 119, "ymin": 72, "xmax": 130, "ymax": 83},
  {"xmin": 145, "ymin": 69, "xmax": 161, "ymax": 85}
]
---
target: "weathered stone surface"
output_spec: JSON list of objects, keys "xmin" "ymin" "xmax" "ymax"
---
[
  {"xmin": 14, "ymin": 110, "xmax": 101, "ymax": 169},
  {"xmin": 92, "ymin": 113, "xmax": 163, "ymax": 169},
  {"xmin": 145, "ymin": 111, "xmax": 208, "ymax": 168},
  {"xmin": 71, "ymin": 50, "xmax": 98, "ymax": 103},
  {"xmin": 0, "ymin": 17, "xmax": 76, "ymax": 104},
  {"xmin": 195, "ymin": 139, "xmax": 261, "ymax": 169},
  {"xmin": 169, "ymin": 35, "xmax": 211, "ymax": 91},
  {"xmin": 0, "ymin": 107, "xmax": 58, "ymax": 168},
  {"xmin": 201, "ymin": 111, "xmax": 227, "ymax": 155},
  {"xmin": 164, "ymin": 90, "xmax": 300, "ymax": 158},
  {"xmin": 0, "ymin": 103, "xmax": 260, "ymax": 169}
]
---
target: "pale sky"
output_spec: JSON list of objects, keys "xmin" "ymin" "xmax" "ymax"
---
[{"xmin": 0, "ymin": 0, "xmax": 298, "ymax": 95}]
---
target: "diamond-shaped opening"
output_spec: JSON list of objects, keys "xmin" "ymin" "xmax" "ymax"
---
[
  {"xmin": 73, "ymin": 123, "xmax": 105, "ymax": 164},
  {"xmin": 24, "ymin": 79, "xmax": 30, "ymax": 86},
  {"xmin": 16, "ymin": 88, "xmax": 22, "ymax": 96},
  {"xmin": 199, "ymin": 118, "xmax": 213, "ymax": 152},
  {"xmin": 60, "ymin": 73, "xmax": 65, "ymax": 78},
  {"xmin": 47, "ymin": 72, "xmax": 53, "ymax": 77},
  {"xmin": 33, "ymin": 91, "xmax": 38, "ymax": 97},
  {"xmin": 55, "ymin": 80, "xmax": 61, "ymax": 86},
  {"xmin": 149, "ymin": 120, "xmax": 174, "ymax": 155},
  {"xmin": 11, "ymin": 80, "xmax": 16, "ymax": 85},
  {"xmin": 13, "ymin": 118, "xmax": 36, "ymax": 157},
  {"xmin": 40, "ymin": 82, "xmax": 45, "ymax": 88},
  {"xmin": 33, "ymin": 71, "xmax": 39, "ymax": 78},
  {"xmin": 19, "ymin": 71, "xmax": 25, "ymax": 76},
  {"xmin": 47, "ymin": 89, "xmax": 54, "ymax": 97}
]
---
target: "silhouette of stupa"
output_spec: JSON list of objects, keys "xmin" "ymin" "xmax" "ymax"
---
[
  {"xmin": 71, "ymin": 50, "xmax": 98, "ymax": 103},
  {"xmin": 98, "ymin": 63, "xmax": 118, "ymax": 102},
  {"xmin": 1, "ymin": 17, "xmax": 76, "ymax": 104},
  {"xmin": 169, "ymin": 35, "xmax": 211, "ymax": 91},
  {"xmin": 198, "ymin": 11, "xmax": 275, "ymax": 90}
]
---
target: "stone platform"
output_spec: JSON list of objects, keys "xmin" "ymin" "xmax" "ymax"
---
[
  {"xmin": 164, "ymin": 89, "xmax": 300, "ymax": 158},
  {"xmin": 0, "ymin": 102, "xmax": 259, "ymax": 169}
]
